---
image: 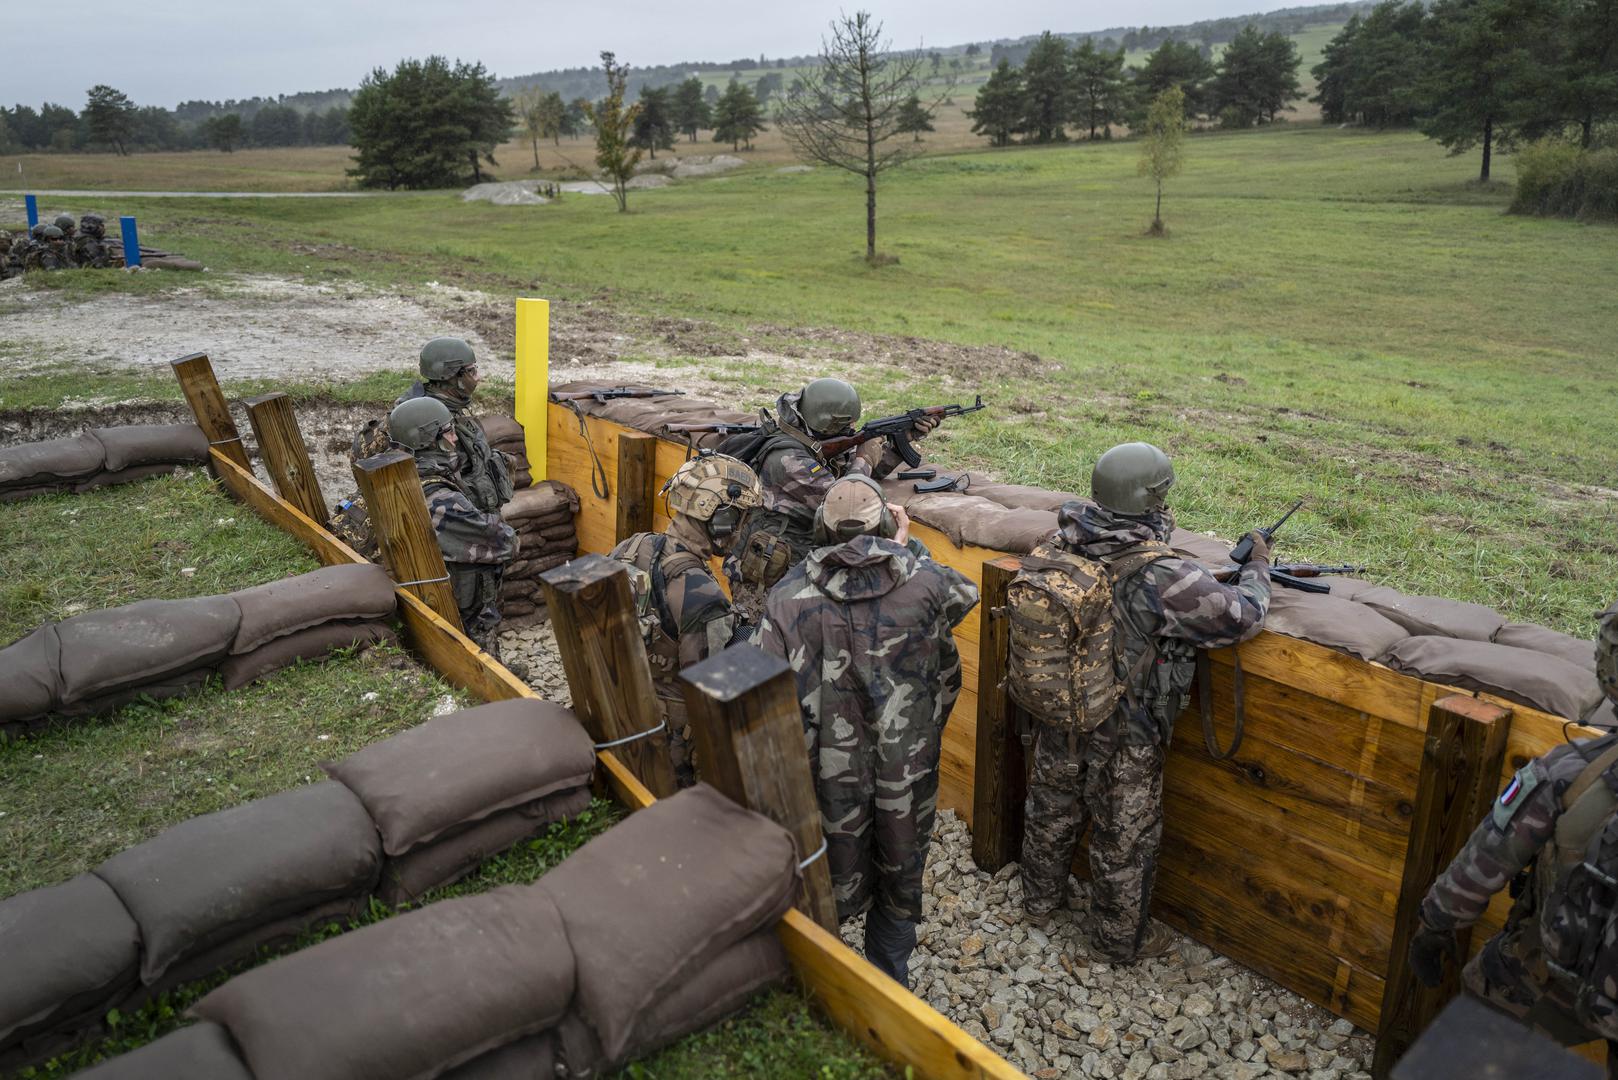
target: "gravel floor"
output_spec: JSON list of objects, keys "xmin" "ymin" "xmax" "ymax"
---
[{"xmin": 498, "ymin": 618, "xmax": 572, "ymax": 707}]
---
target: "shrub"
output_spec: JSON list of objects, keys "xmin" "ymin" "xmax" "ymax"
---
[{"xmin": 1510, "ymin": 139, "xmax": 1618, "ymax": 222}]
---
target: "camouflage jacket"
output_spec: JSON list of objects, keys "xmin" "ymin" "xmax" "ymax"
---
[
  {"xmin": 72, "ymin": 233, "xmax": 112, "ymax": 269},
  {"xmin": 419, "ymin": 451, "xmax": 518, "ymax": 567},
  {"xmin": 24, "ymin": 245, "xmax": 71, "ymax": 271},
  {"xmin": 1056, "ymin": 502, "xmax": 1271, "ymax": 748},
  {"xmin": 758, "ymin": 534, "xmax": 980, "ymax": 923},
  {"xmin": 396, "ymin": 382, "xmax": 514, "ymax": 514}
]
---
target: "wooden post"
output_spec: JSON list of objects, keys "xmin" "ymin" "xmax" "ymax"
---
[
  {"xmin": 243, "ymin": 392, "xmax": 327, "ymax": 525},
  {"xmin": 680, "ymin": 645, "xmax": 839, "ymax": 933},
  {"xmin": 352, "ymin": 450, "xmax": 462, "ymax": 630},
  {"xmin": 170, "ymin": 352, "xmax": 250, "ymax": 472},
  {"xmin": 1391, "ymin": 995, "xmax": 1600, "ymax": 1079},
  {"xmin": 615, "ymin": 431, "xmax": 656, "ymax": 543},
  {"xmin": 972, "ymin": 556, "xmax": 1027, "ymax": 872},
  {"xmin": 539, "ymin": 553, "xmax": 678, "ymax": 798},
  {"xmin": 1374, "ymin": 694, "xmax": 1513, "ymax": 1078}
]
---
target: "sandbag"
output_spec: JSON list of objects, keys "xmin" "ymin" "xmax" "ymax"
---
[
  {"xmin": 0, "ymin": 433, "xmax": 105, "ymax": 487},
  {"xmin": 0, "ymin": 625, "xmax": 61, "ymax": 723},
  {"xmin": 375, "ymin": 787, "xmax": 592, "ymax": 906},
  {"xmin": 0, "ymin": 873, "xmax": 141, "ymax": 1049},
  {"xmin": 961, "ymin": 473, "xmax": 1083, "ymax": 512},
  {"xmin": 72, "ymin": 463, "xmax": 189, "ymax": 491},
  {"xmin": 55, "ymin": 595, "xmax": 241, "ymax": 705},
  {"xmin": 1169, "ymin": 529, "xmax": 1233, "ymax": 567},
  {"xmin": 534, "ymin": 521, "xmax": 578, "ymax": 542},
  {"xmin": 539, "ymin": 784, "xmax": 798, "ymax": 1066},
  {"xmin": 219, "ymin": 619, "xmax": 398, "ymax": 691},
  {"xmin": 94, "ymin": 780, "xmax": 382, "ymax": 985},
  {"xmin": 73, "ymin": 1021, "xmax": 253, "ymax": 1080},
  {"xmin": 1382, "ymin": 637, "xmax": 1605, "ymax": 721},
  {"xmin": 440, "ymin": 1033, "xmax": 555, "ymax": 1080},
  {"xmin": 513, "ymin": 469, "xmax": 532, "ymax": 489},
  {"xmin": 906, "ymin": 492, "xmax": 1057, "ymax": 553},
  {"xmin": 90, "ymin": 425, "xmax": 209, "ymax": 472},
  {"xmin": 230, "ymin": 564, "xmax": 396, "ymax": 655},
  {"xmin": 501, "ymin": 481, "xmax": 579, "ymax": 522},
  {"xmin": 324, "ymin": 698, "xmax": 596, "ymax": 857},
  {"xmin": 1354, "ymin": 586, "xmax": 1505, "ymax": 642},
  {"xmin": 502, "ymin": 600, "xmax": 538, "ymax": 618},
  {"xmin": 145, "ymin": 893, "xmax": 366, "ymax": 995},
  {"xmin": 1262, "ymin": 590, "xmax": 1409, "ymax": 662},
  {"xmin": 54, "ymin": 668, "xmax": 214, "ymax": 719},
  {"xmin": 1493, "ymin": 622, "xmax": 1598, "ymax": 673},
  {"xmin": 193, "ymin": 885, "xmax": 574, "ymax": 1080},
  {"xmin": 479, "ymin": 416, "xmax": 524, "ymax": 447}
]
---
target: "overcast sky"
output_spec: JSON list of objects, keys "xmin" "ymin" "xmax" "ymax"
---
[{"xmin": 14, "ymin": 1, "xmax": 1311, "ymax": 109}]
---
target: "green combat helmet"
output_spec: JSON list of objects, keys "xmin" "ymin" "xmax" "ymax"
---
[
  {"xmin": 419, "ymin": 337, "xmax": 477, "ymax": 382},
  {"xmin": 388, "ymin": 396, "xmax": 455, "ymax": 451},
  {"xmin": 1598, "ymin": 601, "xmax": 1618, "ymax": 705},
  {"xmin": 799, "ymin": 377, "xmax": 861, "ymax": 436},
  {"xmin": 1091, "ymin": 442, "xmax": 1175, "ymax": 516},
  {"xmin": 53, "ymin": 213, "xmax": 76, "ymax": 235},
  {"xmin": 41, "ymin": 225, "xmax": 64, "ymax": 243}
]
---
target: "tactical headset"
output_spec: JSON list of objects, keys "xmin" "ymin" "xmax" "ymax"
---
[{"xmin": 659, "ymin": 459, "xmax": 753, "ymax": 542}]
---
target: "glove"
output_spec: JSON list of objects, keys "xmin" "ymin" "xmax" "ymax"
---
[
  {"xmin": 911, "ymin": 415, "xmax": 941, "ymax": 438},
  {"xmin": 1241, "ymin": 529, "xmax": 1273, "ymax": 563},
  {"xmin": 1408, "ymin": 924, "xmax": 1460, "ymax": 988}
]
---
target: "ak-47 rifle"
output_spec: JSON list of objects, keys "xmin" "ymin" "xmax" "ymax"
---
[
  {"xmin": 1212, "ymin": 562, "xmax": 1366, "ymax": 594},
  {"xmin": 549, "ymin": 386, "xmax": 685, "ymax": 404}
]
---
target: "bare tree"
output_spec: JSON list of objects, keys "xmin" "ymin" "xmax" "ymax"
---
[{"xmin": 775, "ymin": 11, "xmax": 948, "ymax": 264}]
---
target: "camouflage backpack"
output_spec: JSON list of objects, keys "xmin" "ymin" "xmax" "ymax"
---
[
  {"xmin": 1004, "ymin": 540, "xmax": 1171, "ymax": 730},
  {"xmin": 613, "ymin": 533, "xmax": 705, "ymax": 680}
]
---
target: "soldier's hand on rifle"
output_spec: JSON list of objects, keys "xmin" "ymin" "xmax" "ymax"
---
[
  {"xmin": 1241, "ymin": 529, "xmax": 1273, "ymax": 563},
  {"xmin": 911, "ymin": 415, "xmax": 941, "ymax": 438},
  {"xmin": 889, "ymin": 503, "xmax": 911, "ymax": 545},
  {"xmin": 1408, "ymin": 923, "xmax": 1460, "ymax": 988}
]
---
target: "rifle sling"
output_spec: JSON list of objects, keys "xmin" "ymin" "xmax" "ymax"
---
[
  {"xmin": 1197, "ymin": 649, "xmax": 1246, "ymax": 761},
  {"xmin": 561, "ymin": 400, "xmax": 610, "ymax": 501}
]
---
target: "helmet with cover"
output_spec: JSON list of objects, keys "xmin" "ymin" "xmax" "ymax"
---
[
  {"xmin": 663, "ymin": 451, "xmax": 761, "ymax": 542},
  {"xmin": 1091, "ymin": 442, "xmax": 1175, "ymax": 517}
]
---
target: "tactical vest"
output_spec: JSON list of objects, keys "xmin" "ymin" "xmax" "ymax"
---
[
  {"xmin": 730, "ymin": 423, "xmax": 853, "ymax": 588},
  {"xmin": 614, "ymin": 533, "xmax": 708, "ymax": 682}
]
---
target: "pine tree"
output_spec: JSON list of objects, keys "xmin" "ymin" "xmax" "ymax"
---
[
  {"xmin": 1210, "ymin": 25, "xmax": 1301, "ymax": 127},
  {"xmin": 1070, "ymin": 40, "xmax": 1128, "ymax": 139},
  {"xmin": 1552, "ymin": 0, "xmax": 1618, "ymax": 145},
  {"xmin": 83, "ymin": 85, "xmax": 137, "ymax": 156},
  {"xmin": 1419, "ymin": 0, "xmax": 1539, "ymax": 181},
  {"xmin": 968, "ymin": 60, "xmax": 1026, "ymax": 146},
  {"xmin": 896, "ymin": 93, "xmax": 936, "ymax": 141},
  {"xmin": 671, "ymin": 77, "xmax": 712, "ymax": 142},
  {"xmin": 632, "ymin": 85, "xmax": 676, "ymax": 157},
  {"xmin": 1130, "ymin": 40, "xmax": 1215, "ymax": 123},
  {"xmin": 712, "ymin": 79, "xmax": 766, "ymax": 151},
  {"xmin": 1020, "ymin": 32, "xmax": 1070, "ymax": 141}
]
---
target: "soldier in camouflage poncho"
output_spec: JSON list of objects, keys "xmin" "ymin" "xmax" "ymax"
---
[
  {"xmin": 389, "ymin": 397, "xmax": 518, "ymax": 659},
  {"xmin": 758, "ymin": 474, "xmax": 979, "ymax": 987},
  {"xmin": 1411, "ymin": 602, "xmax": 1618, "ymax": 1072},
  {"xmin": 1020, "ymin": 443, "xmax": 1272, "ymax": 964}
]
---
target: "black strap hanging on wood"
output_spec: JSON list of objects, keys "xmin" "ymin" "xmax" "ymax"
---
[
  {"xmin": 559, "ymin": 400, "xmax": 610, "ymax": 501},
  {"xmin": 1197, "ymin": 649, "xmax": 1246, "ymax": 761}
]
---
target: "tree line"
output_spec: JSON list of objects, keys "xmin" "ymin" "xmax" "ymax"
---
[
  {"xmin": 968, "ymin": 26, "xmax": 1302, "ymax": 146},
  {"xmin": 0, "ymin": 88, "xmax": 350, "ymax": 155}
]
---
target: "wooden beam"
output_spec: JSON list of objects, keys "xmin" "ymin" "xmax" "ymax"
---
[
  {"xmin": 1374, "ymin": 694, "xmax": 1513, "ymax": 1078},
  {"xmin": 242, "ymin": 392, "xmax": 327, "ymax": 525},
  {"xmin": 351, "ymin": 450, "xmax": 462, "ymax": 630},
  {"xmin": 971, "ymin": 556, "xmax": 1025, "ymax": 872},
  {"xmin": 615, "ymin": 431, "xmax": 656, "ymax": 544},
  {"xmin": 681, "ymin": 644, "xmax": 839, "ymax": 933},
  {"xmin": 170, "ymin": 352, "xmax": 250, "ymax": 472},
  {"xmin": 539, "ymin": 554, "xmax": 678, "ymax": 799},
  {"xmin": 1391, "ymin": 995, "xmax": 1601, "ymax": 1080}
]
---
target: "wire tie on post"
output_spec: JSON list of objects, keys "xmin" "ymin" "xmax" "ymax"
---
[
  {"xmin": 394, "ymin": 574, "xmax": 451, "ymax": 588},
  {"xmin": 798, "ymin": 836, "xmax": 829, "ymax": 872},
  {"xmin": 208, "ymin": 435, "xmax": 243, "ymax": 447},
  {"xmin": 594, "ymin": 720, "xmax": 667, "ymax": 751}
]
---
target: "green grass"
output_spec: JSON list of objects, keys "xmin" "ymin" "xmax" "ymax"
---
[{"xmin": 0, "ymin": 358, "xmax": 436, "ymax": 412}]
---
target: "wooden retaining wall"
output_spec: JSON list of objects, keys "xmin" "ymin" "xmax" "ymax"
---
[{"xmin": 548, "ymin": 403, "xmax": 1597, "ymax": 1043}]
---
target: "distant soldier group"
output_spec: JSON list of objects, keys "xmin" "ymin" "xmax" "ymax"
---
[{"xmin": 0, "ymin": 214, "xmax": 116, "ymax": 277}]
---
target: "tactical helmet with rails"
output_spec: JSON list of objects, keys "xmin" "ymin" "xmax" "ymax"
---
[
  {"xmin": 799, "ymin": 378, "xmax": 861, "ymax": 437},
  {"xmin": 388, "ymin": 396, "xmax": 454, "ymax": 451},
  {"xmin": 419, "ymin": 337, "xmax": 477, "ymax": 382},
  {"xmin": 812, "ymin": 474, "xmax": 897, "ymax": 545},
  {"xmin": 1091, "ymin": 442, "xmax": 1175, "ymax": 516},
  {"xmin": 662, "ymin": 451, "xmax": 761, "ymax": 542},
  {"xmin": 1599, "ymin": 601, "xmax": 1618, "ymax": 706}
]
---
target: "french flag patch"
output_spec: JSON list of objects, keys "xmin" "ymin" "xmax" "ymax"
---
[{"xmin": 1501, "ymin": 776, "xmax": 1523, "ymax": 805}]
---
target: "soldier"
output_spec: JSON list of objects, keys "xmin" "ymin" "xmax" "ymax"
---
[
  {"xmin": 1409, "ymin": 601, "xmax": 1618, "ymax": 1073},
  {"xmin": 387, "ymin": 397, "xmax": 518, "ymax": 662},
  {"xmin": 0, "ymin": 232, "xmax": 15, "ymax": 279},
  {"xmin": 25, "ymin": 226, "xmax": 73, "ymax": 271},
  {"xmin": 394, "ymin": 337, "xmax": 513, "ymax": 515},
  {"xmin": 758, "ymin": 474, "xmax": 979, "ymax": 986},
  {"xmin": 53, "ymin": 213, "xmax": 77, "ymax": 243},
  {"xmin": 724, "ymin": 378, "xmax": 938, "ymax": 618},
  {"xmin": 73, "ymin": 214, "xmax": 113, "ymax": 269},
  {"xmin": 1019, "ymin": 442, "xmax": 1272, "ymax": 963},
  {"xmin": 609, "ymin": 451, "xmax": 762, "ymax": 787}
]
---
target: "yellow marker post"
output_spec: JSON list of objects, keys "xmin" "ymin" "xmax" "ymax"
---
[{"xmin": 514, "ymin": 297, "xmax": 549, "ymax": 483}]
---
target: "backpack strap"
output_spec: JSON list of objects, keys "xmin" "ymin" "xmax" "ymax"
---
[
  {"xmin": 1553, "ymin": 740, "xmax": 1618, "ymax": 870},
  {"xmin": 1100, "ymin": 543, "xmax": 1178, "ymax": 736}
]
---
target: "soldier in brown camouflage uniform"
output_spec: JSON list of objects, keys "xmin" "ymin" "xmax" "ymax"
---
[
  {"xmin": 1411, "ymin": 601, "xmax": 1618, "ymax": 1072},
  {"xmin": 388, "ymin": 398, "xmax": 518, "ymax": 659},
  {"xmin": 72, "ymin": 214, "xmax": 113, "ymax": 269},
  {"xmin": 1020, "ymin": 442, "xmax": 1272, "ymax": 963},
  {"xmin": 725, "ymin": 378, "xmax": 937, "ymax": 619},
  {"xmin": 610, "ymin": 452, "xmax": 761, "ymax": 787},
  {"xmin": 758, "ymin": 474, "xmax": 979, "ymax": 987}
]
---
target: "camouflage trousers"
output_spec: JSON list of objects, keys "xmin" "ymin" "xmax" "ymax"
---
[
  {"xmin": 653, "ymin": 688, "xmax": 697, "ymax": 789},
  {"xmin": 1464, "ymin": 923, "xmax": 1618, "ymax": 1076},
  {"xmin": 451, "ymin": 563, "xmax": 504, "ymax": 658},
  {"xmin": 1020, "ymin": 718, "xmax": 1165, "ymax": 962}
]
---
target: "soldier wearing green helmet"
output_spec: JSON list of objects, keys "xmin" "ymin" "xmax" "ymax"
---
[
  {"xmin": 387, "ymin": 396, "xmax": 519, "ymax": 661},
  {"xmin": 390, "ymin": 337, "xmax": 515, "ymax": 517},
  {"xmin": 52, "ymin": 214, "xmax": 77, "ymax": 243},
  {"xmin": 26, "ymin": 226, "xmax": 73, "ymax": 271}
]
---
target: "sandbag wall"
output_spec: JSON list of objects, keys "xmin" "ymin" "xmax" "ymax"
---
[
  {"xmin": 0, "ymin": 424, "xmax": 210, "ymax": 501},
  {"xmin": 546, "ymin": 392, "xmax": 1607, "ymax": 1033},
  {"xmin": 72, "ymin": 786, "xmax": 796, "ymax": 1080},
  {"xmin": 481, "ymin": 416, "xmax": 580, "ymax": 629},
  {"xmin": 0, "ymin": 564, "xmax": 399, "ymax": 740},
  {"xmin": 0, "ymin": 698, "xmax": 597, "ymax": 1073}
]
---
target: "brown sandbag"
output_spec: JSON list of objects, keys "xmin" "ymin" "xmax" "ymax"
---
[
  {"xmin": 94, "ymin": 781, "xmax": 382, "ymax": 985},
  {"xmin": 375, "ymin": 787, "xmax": 592, "ymax": 906},
  {"xmin": 513, "ymin": 469, "xmax": 532, "ymax": 489},
  {"xmin": 0, "ymin": 625, "xmax": 62, "ymax": 723},
  {"xmin": 1169, "ymin": 528, "xmax": 1233, "ymax": 567},
  {"xmin": 1493, "ymin": 622, "xmax": 1598, "ymax": 673},
  {"xmin": 1263, "ymin": 589, "xmax": 1409, "ymax": 662},
  {"xmin": 142, "ymin": 893, "xmax": 367, "ymax": 997},
  {"xmin": 324, "ymin": 698, "xmax": 596, "ymax": 857},
  {"xmin": 533, "ymin": 521, "xmax": 576, "ymax": 542},
  {"xmin": 73, "ymin": 1021, "xmax": 253, "ymax": 1080},
  {"xmin": 56, "ymin": 595, "xmax": 241, "ymax": 705},
  {"xmin": 0, "ymin": 433, "xmax": 105, "ymax": 487},
  {"xmin": 538, "ymin": 784, "xmax": 798, "ymax": 1067},
  {"xmin": 961, "ymin": 473, "xmax": 1083, "ymax": 513},
  {"xmin": 528, "ymin": 552, "xmax": 573, "ymax": 575},
  {"xmin": 499, "ymin": 580, "xmax": 537, "ymax": 602},
  {"xmin": 192, "ymin": 885, "xmax": 574, "ymax": 1080},
  {"xmin": 1382, "ymin": 637, "xmax": 1604, "ymax": 721},
  {"xmin": 89, "ymin": 425, "xmax": 209, "ymax": 471},
  {"xmin": 0, "ymin": 483, "xmax": 70, "ymax": 502},
  {"xmin": 479, "ymin": 416, "xmax": 524, "ymax": 447},
  {"xmin": 904, "ymin": 491, "xmax": 1058, "ymax": 553},
  {"xmin": 219, "ymin": 619, "xmax": 398, "ymax": 691},
  {"xmin": 514, "ymin": 508, "xmax": 576, "ymax": 531},
  {"xmin": 440, "ymin": 1032, "xmax": 556, "ymax": 1080},
  {"xmin": 0, "ymin": 873, "xmax": 141, "ymax": 1049},
  {"xmin": 502, "ymin": 599, "xmax": 538, "ymax": 618},
  {"xmin": 501, "ymin": 481, "xmax": 580, "ymax": 522},
  {"xmin": 230, "ymin": 564, "xmax": 396, "ymax": 655},
  {"xmin": 144, "ymin": 256, "xmax": 204, "ymax": 272},
  {"xmin": 1354, "ymin": 586, "xmax": 1505, "ymax": 642},
  {"xmin": 54, "ymin": 667, "xmax": 214, "ymax": 719},
  {"xmin": 71, "ymin": 463, "xmax": 189, "ymax": 491}
]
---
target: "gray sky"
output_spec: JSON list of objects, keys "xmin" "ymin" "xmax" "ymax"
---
[{"xmin": 14, "ymin": 1, "xmax": 1313, "ymax": 109}]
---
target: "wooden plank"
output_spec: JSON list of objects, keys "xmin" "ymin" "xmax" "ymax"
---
[
  {"xmin": 1208, "ymin": 633, "xmax": 1427, "ymax": 729},
  {"xmin": 615, "ymin": 431, "xmax": 656, "ymax": 544},
  {"xmin": 243, "ymin": 391, "xmax": 327, "ymax": 525},
  {"xmin": 681, "ymin": 645, "xmax": 839, "ymax": 933},
  {"xmin": 1374, "ymin": 695, "xmax": 1513, "ymax": 1078},
  {"xmin": 171, "ymin": 352, "xmax": 251, "ymax": 472},
  {"xmin": 352, "ymin": 450, "xmax": 462, "ymax": 630},
  {"xmin": 971, "ymin": 557, "xmax": 1024, "ymax": 872},
  {"xmin": 209, "ymin": 449, "xmax": 360, "ymax": 568},
  {"xmin": 548, "ymin": 403, "xmax": 619, "ymax": 555},
  {"xmin": 1392, "ymin": 995, "xmax": 1602, "ymax": 1080}
]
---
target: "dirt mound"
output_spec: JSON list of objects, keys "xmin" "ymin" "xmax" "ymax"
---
[{"xmin": 461, "ymin": 182, "xmax": 550, "ymax": 206}]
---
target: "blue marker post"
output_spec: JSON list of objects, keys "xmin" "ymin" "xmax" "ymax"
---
[
  {"xmin": 24, "ymin": 195, "xmax": 38, "ymax": 230},
  {"xmin": 119, "ymin": 216, "xmax": 141, "ymax": 268}
]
